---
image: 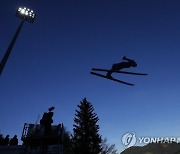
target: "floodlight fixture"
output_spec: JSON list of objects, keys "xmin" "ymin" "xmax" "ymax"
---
[
  {"xmin": 16, "ymin": 7, "xmax": 36, "ymax": 23},
  {"xmin": 0, "ymin": 6, "xmax": 36, "ymax": 76}
]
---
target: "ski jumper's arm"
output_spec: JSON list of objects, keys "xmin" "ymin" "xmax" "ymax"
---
[{"xmin": 123, "ymin": 56, "xmax": 133, "ymax": 62}]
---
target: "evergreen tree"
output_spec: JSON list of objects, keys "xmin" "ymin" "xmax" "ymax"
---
[{"xmin": 72, "ymin": 98, "xmax": 102, "ymax": 154}]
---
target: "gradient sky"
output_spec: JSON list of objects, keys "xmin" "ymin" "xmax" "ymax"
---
[{"xmin": 1, "ymin": 0, "xmax": 180, "ymax": 152}]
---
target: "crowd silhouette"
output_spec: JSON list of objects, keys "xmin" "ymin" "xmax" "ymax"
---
[{"xmin": 0, "ymin": 134, "xmax": 18, "ymax": 145}]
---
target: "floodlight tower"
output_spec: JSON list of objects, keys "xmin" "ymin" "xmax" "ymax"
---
[{"xmin": 0, "ymin": 7, "xmax": 36, "ymax": 76}]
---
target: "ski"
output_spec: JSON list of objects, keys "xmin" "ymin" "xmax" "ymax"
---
[
  {"xmin": 92, "ymin": 68, "xmax": 148, "ymax": 76},
  {"xmin": 90, "ymin": 72, "xmax": 134, "ymax": 86}
]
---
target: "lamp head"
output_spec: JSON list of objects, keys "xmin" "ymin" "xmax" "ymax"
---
[{"xmin": 16, "ymin": 7, "xmax": 36, "ymax": 23}]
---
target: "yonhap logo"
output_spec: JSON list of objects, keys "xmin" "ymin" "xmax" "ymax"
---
[
  {"xmin": 122, "ymin": 132, "xmax": 136, "ymax": 148},
  {"xmin": 122, "ymin": 132, "xmax": 180, "ymax": 149}
]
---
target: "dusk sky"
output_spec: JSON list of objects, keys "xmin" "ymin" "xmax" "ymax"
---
[{"xmin": 1, "ymin": 0, "xmax": 180, "ymax": 152}]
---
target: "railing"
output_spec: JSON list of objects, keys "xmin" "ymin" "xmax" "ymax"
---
[{"xmin": 21, "ymin": 123, "xmax": 63, "ymax": 147}]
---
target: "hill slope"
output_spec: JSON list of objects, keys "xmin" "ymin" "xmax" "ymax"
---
[{"xmin": 121, "ymin": 143, "xmax": 180, "ymax": 154}]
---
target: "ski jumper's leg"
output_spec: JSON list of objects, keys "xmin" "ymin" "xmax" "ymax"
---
[{"xmin": 106, "ymin": 63, "xmax": 124, "ymax": 77}]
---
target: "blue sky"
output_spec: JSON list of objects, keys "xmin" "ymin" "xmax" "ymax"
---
[{"xmin": 0, "ymin": 0, "xmax": 180, "ymax": 152}]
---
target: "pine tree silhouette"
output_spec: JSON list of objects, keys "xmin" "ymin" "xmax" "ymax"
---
[{"xmin": 72, "ymin": 98, "xmax": 102, "ymax": 154}]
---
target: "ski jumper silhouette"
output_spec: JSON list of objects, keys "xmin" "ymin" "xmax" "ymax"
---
[{"xmin": 106, "ymin": 56, "xmax": 137, "ymax": 77}]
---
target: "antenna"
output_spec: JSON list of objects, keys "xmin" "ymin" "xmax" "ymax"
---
[{"xmin": 33, "ymin": 114, "xmax": 40, "ymax": 132}]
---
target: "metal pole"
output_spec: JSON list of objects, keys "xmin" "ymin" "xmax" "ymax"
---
[{"xmin": 0, "ymin": 18, "xmax": 25, "ymax": 76}]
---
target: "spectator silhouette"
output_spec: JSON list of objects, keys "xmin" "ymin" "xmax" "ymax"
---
[
  {"xmin": 40, "ymin": 107, "xmax": 54, "ymax": 136},
  {"xmin": 0, "ymin": 134, "xmax": 3, "ymax": 145},
  {"xmin": 9, "ymin": 135, "xmax": 18, "ymax": 145},
  {"xmin": 2, "ymin": 135, "xmax": 9, "ymax": 145}
]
